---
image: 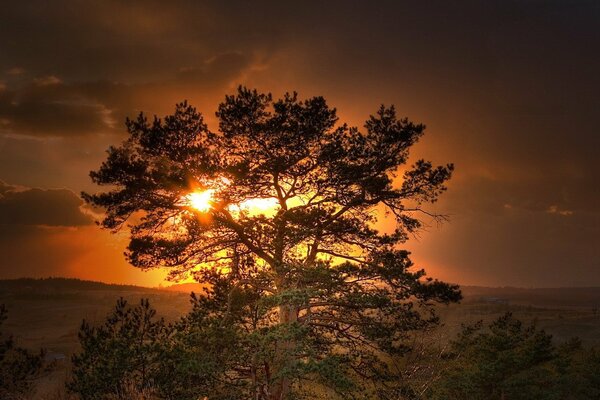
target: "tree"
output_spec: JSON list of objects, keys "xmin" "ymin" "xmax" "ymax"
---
[
  {"xmin": 69, "ymin": 298, "xmax": 167, "ymax": 399},
  {"xmin": 83, "ymin": 87, "xmax": 460, "ymax": 399},
  {"xmin": 427, "ymin": 313, "xmax": 600, "ymax": 400},
  {"xmin": 70, "ymin": 296, "xmax": 237, "ymax": 400},
  {"xmin": 0, "ymin": 304, "xmax": 43, "ymax": 399}
]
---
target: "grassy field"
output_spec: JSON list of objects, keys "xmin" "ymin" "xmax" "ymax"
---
[
  {"xmin": 438, "ymin": 286, "xmax": 600, "ymax": 346},
  {"xmin": 1, "ymin": 278, "xmax": 599, "ymax": 398}
]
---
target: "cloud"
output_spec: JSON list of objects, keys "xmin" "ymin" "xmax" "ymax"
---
[
  {"xmin": 0, "ymin": 181, "xmax": 165, "ymax": 285},
  {"xmin": 0, "ymin": 181, "xmax": 92, "ymax": 226},
  {"xmin": 0, "ymin": 83, "xmax": 115, "ymax": 137},
  {"xmin": 0, "ymin": 52, "xmax": 256, "ymax": 138},
  {"xmin": 546, "ymin": 205, "xmax": 573, "ymax": 217},
  {"xmin": 176, "ymin": 52, "xmax": 250, "ymax": 86},
  {"xmin": 6, "ymin": 67, "xmax": 25, "ymax": 76},
  {"xmin": 33, "ymin": 75, "xmax": 62, "ymax": 86}
]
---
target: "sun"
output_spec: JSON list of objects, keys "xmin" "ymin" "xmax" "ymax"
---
[
  {"xmin": 185, "ymin": 181, "xmax": 279, "ymax": 216},
  {"xmin": 187, "ymin": 189, "xmax": 214, "ymax": 212}
]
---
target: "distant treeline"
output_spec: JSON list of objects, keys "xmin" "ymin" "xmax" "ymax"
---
[
  {"xmin": 462, "ymin": 286, "xmax": 600, "ymax": 309},
  {"xmin": 0, "ymin": 278, "xmax": 158, "ymax": 294}
]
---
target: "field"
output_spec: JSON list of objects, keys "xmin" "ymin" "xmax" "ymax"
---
[
  {"xmin": 1, "ymin": 278, "xmax": 600, "ymax": 398},
  {"xmin": 439, "ymin": 286, "xmax": 600, "ymax": 345}
]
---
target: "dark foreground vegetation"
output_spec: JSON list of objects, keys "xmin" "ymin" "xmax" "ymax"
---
[
  {"xmin": 67, "ymin": 298, "xmax": 600, "ymax": 400},
  {"xmin": 0, "ymin": 305, "xmax": 43, "ymax": 400},
  {"xmin": 2, "ymin": 278, "xmax": 600, "ymax": 400}
]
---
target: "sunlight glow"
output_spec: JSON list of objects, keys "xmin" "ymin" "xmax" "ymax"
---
[
  {"xmin": 187, "ymin": 189, "xmax": 215, "ymax": 212},
  {"xmin": 185, "ymin": 186, "xmax": 279, "ymax": 216},
  {"xmin": 239, "ymin": 197, "xmax": 279, "ymax": 212}
]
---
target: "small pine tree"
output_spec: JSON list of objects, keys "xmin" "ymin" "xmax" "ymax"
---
[
  {"xmin": 69, "ymin": 298, "xmax": 167, "ymax": 399},
  {"xmin": 428, "ymin": 313, "xmax": 600, "ymax": 400},
  {"xmin": 0, "ymin": 304, "xmax": 43, "ymax": 399}
]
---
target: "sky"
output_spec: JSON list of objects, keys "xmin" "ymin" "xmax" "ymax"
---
[{"xmin": 0, "ymin": 0, "xmax": 598, "ymax": 287}]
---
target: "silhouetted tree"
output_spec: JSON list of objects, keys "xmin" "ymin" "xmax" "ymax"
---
[
  {"xmin": 0, "ymin": 304, "xmax": 43, "ymax": 399},
  {"xmin": 84, "ymin": 87, "xmax": 460, "ymax": 399}
]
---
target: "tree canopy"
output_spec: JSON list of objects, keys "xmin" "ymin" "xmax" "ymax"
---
[{"xmin": 83, "ymin": 87, "xmax": 460, "ymax": 399}]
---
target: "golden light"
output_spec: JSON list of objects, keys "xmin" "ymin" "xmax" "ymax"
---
[
  {"xmin": 238, "ymin": 198, "xmax": 279, "ymax": 214},
  {"xmin": 185, "ymin": 178, "xmax": 281, "ymax": 216},
  {"xmin": 186, "ymin": 188, "xmax": 278, "ymax": 216},
  {"xmin": 187, "ymin": 189, "xmax": 214, "ymax": 212}
]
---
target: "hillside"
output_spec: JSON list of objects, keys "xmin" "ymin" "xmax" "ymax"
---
[
  {"xmin": 461, "ymin": 285, "xmax": 600, "ymax": 308},
  {"xmin": 0, "ymin": 278, "xmax": 191, "ymax": 354},
  {"xmin": 437, "ymin": 285, "xmax": 600, "ymax": 345}
]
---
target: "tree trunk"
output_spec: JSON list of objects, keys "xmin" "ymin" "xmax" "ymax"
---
[{"xmin": 268, "ymin": 303, "xmax": 297, "ymax": 400}]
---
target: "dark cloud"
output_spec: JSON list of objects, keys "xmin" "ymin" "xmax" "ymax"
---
[
  {"xmin": 0, "ymin": 1, "xmax": 276, "ymax": 82},
  {"xmin": 0, "ymin": 183, "xmax": 164, "ymax": 285},
  {"xmin": 0, "ymin": 52, "xmax": 254, "ymax": 138},
  {"xmin": 0, "ymin": 181, "xmax": 92, "ymax": 226},
  {"xmin": 0, "ymin": 134, "xmax": 114, "ymax": 191},
  {"xmin": 0, "ymin": 85, "xmax": 114, "ymax": 137}
]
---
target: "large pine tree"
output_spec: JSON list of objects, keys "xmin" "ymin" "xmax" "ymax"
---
[{"xmin": 84, "ymin": 87, "xmax": 460, "ymax": 399}]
